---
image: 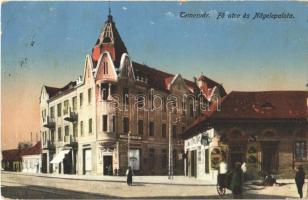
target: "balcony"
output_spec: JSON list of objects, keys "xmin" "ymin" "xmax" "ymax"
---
[
  {"xmin": 64, "ymin": 107, "xmax": 78, "ymax": 122},
  {"xmin": 64, "ymin": 135, "xmax": 77, "ymax": 146},
  {"xmin": 43, "ymin": 116, "xmax": 55, "ymax": 129},
  {"xmin": 43, "ymin": 140, "xmax": 55, "ymax": 149}
]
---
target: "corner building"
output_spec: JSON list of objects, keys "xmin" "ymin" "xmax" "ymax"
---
[{"xmin": 39, "ymin": 13, "xmax": 226, "ymax": 175}]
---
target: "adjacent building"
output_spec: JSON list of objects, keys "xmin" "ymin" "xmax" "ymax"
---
[
  {"xmin": 39, "ymin": 13, "xmax": 226, "ymax": 175},
  {"xmin": 183, "ymin": 91, "xmax": 308, "ymax": 180},
  {"xmin": 22, "ymin": 141, "xmax": 42, "ymax": 173}
]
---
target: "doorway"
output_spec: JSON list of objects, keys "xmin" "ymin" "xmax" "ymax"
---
[
  {"xmin": 83, "ymin": 148, "xmax": 92, "ymax": 175},
  {"xmin": 41, "ymin": 153, "xmax": 47, "ymax": 173},
  {"xmin": 103, "ymin": 156, "xmax": 113, "ymax": 175},
  {"xmin": 189, "ymin": 150, "xmax": 197, "ymax": 177},
  {"xmin": 261, "ymin": 142, "xmax": 279, "ymax": 174}
]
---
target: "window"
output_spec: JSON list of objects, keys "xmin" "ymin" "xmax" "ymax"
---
[
  {"xmin": 123, "ymin": 88, "xmax": 129, "ymax": 104},
  {"xmin": 80, "ymin": 121, "xmax": 84, "ymax": 136},
  {"xmin": 42, "ymin": 109, "xmax": 46, "ymax": 122},
  {"xmin": 295, "ymin": 141, "xmax": 307, "ymax": 161},
  {"xmin": 138, "ymin": 120, "xmax": 143, "ymax": 135},
  {"xmin": 103, "ymin": 115, "xmax": 108, "ymax": 132},
  {"xmin": 51, "ymin": 130, "xmax": 55, "ymax": 142},
  {"xmin": 50, "ymin": 106, "xmax": 55, "ymax": 119},
  {"xmin": 172, "ymin": 125, "xmax": 177, "ymax": 138},
  {"xmin": 72, "ymin": 96, "xmax": 77, "ymax": 111},
  {"xmin": 149, "ymin": 121, "xmax": 154, "ymax": 137},
  {"xmin": 112, "ymin": 116, "xmax": 116, "ymax": 132},
  {"xmin": 190, "ymin": 104, "xmax": 194, "ymax": 117},
  {"xmin": 129, "ymin": 149, "xmax": 140, "ymax": 170},
  {"xmin": 57, "ymin": 127, "xmax": 62, "ymax": 141},
  {"xmin": 103, "ymin": 62, "xmax": 108, "ymax": 74},
  {"xmin": 161, "ymin": 149, "xmax": 167, "ymax": 169},
  {"xmin": 73, "ymin": 123, "xmax": 78, "ymax": 138},
  {"xmin": 149, "ymin": 148, "xmax": 155, "ymax": 170},
  {"xmin": 63, "ymin": 100, "xmax": 69, "ymax": 115},
  {"xmin": 88, "ymin": 88, "xmax": 92, "ymax": 104},
  {"xmin": 65, "ymin": 125, "xmax": 69, "ymax": 136},
  {"xmin": 162, "ymin": 124, "xmax": 167, "ymax": 138},
  {"xmin": 102, "ymin": 84, "xmax": 109, "ymax": 101},
  {"xmin": 79, "ymin": 93, "xmax": 83, "ymax": 108},
  {"xmin": 137, "ymin": 92, "xmax": 144, "ymax": 109},
  {"xmin": 123, "ymin": 117, "xmax": 129, "ymax": 134},
  {"xmin": 88, "ymin": 118, "xmax": 92, "ymax": 133}
]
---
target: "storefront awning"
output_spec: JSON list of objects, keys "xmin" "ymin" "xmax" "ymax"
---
[{"xmin": 50, "ymin": 150, "xmax": 70, "ymax": 164}]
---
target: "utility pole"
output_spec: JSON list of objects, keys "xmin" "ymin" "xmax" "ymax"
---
[
  {"xmin": 168, "ymin": 112, "xmax": 173, "ymax": 180},
  {"xmin": 128, "ymin": 131, "xmax": 131, "ymax": 168}
]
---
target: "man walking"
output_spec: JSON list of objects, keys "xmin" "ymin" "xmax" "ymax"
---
[{"xmin": 295, "ymin": 165, "xmax": 305, "ymax": 198}]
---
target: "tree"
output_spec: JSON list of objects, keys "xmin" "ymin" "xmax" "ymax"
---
[{"xmin": 18, "ymin": 141, "xmax": 32, "ymax": 150}]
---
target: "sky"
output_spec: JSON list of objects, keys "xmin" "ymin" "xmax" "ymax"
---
[{"xmin": 2, "ymin": 1, "xmax": 308, "ymax": 150}]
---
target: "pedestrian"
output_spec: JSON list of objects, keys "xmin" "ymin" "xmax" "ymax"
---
[
  {"xmin": 295, "ymin": 165, "xmax": 305, "ymax": 198},
  {"xmin": 241, "ymin": 162, "xmax": 247, "ymax": 182},
  {"xmin": 231, "ymin": 162, "xmax": 243, "ymax": 199},
  {"xmin": 219, "ymin": 155, "xmax": 228, "ymax": 188},
  {"xmin": 126, "ymin": 166, "xmax": 133, "ymax": 186}
]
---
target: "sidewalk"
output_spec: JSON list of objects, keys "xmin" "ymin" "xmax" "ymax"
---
[{"xmin": 2, "ymin": 171, "xmax": 216, "ymax": 186}]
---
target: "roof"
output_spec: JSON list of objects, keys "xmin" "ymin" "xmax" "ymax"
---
[
  {"xmin": 2, "ymin": 149, "xmax": 22, "ymax": 161},
  {"xmin": 133, "ymin": 61, "xmax": 215, "ymax": 94},
  {"xmin": 21, "ymin": 141, "xmax": 41, "ymax": 156},
  {"xmin": 183, "ymin": 91, "xmax": 308, "ymax": 139},
  {"xmin": 94, "ymin": 15, "xmax": 128, "ymax": 68},
  {"xmin": 45, "ymin": 81, "xmax": 76, "ymax": 99}
]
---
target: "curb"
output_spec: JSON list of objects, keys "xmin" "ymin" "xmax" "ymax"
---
[{"xmin": 2, "ymin": 171, "xmax": 216, "ymax": 186}]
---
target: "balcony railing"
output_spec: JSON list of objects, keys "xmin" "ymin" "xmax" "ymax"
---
[
  {"xmin": 43, "ymin": 116, "xmax": 55, "ymax": 129},
  {"xmin": 43, "ymin": 140, "xmax": 55, "ymax": 149},
  {"xmin": 64, "ymin": 135, "xmax": 77, "ymax": 145},
  {"xmin": 64, "ymin": 107, "xmax": 78, "ymax": 122}
]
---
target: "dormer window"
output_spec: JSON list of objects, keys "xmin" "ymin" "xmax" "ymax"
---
[{"xmin": 261, "ymin": 102, "xmax": 274, "ymax": 110}]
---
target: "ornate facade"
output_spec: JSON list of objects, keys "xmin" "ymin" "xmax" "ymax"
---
[{"xmin": 39, "ymin": 13, "xmax": 226, "ymax": 175}]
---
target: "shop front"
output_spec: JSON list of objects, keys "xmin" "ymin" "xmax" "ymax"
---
[{"xmin": 184, "ymin": 128, "xmax": 227, "ymax": 182}]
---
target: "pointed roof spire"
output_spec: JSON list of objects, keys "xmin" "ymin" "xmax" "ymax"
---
[{"xmin": 91, "ymin": 7, "xmax": 128, "ymax": 68}]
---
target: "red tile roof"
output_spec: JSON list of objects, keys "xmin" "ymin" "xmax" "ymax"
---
[
  {"xmin": 133, "ymin": 61, "xmax": 222, "ymax": 94},
  {"xmin": 21, "ymin": 141, "xmax": 41, "ymax": 156},
  {"xmin": 2, "ymin": 142, "xmax": 42, "ymax": 161},
  {"xmin": 183, "ymin": 91, "xmax": 308, "ymax": 139},
  {"xmin": 2, "ymin": 149, "xmax": 22, "ymax": 161}
]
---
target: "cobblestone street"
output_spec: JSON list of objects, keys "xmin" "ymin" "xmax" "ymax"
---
[{"xmin": 1, "ymin": 172, "xmax": 306, "ymax": 199}]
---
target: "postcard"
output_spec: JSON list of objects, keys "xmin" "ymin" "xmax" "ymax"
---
[{"xmin": 1, "ymin": 1, "xmax": 308, "ymax": 199}]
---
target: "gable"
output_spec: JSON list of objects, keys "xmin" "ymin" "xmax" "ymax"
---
[
  {"xmin": 95, "ymin": 52, "xmax": 118, "ymax": 82},
  {"xmin": 169, "ymin": 74, "xmax": 189, "ymax": 92},
  {"xmin": 119, "ymin": 54, "xmax": 135, "ymax": 80}
]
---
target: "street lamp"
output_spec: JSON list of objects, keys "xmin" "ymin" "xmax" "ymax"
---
[{"xmin": 168, "ymin": 111, "xmax": 181, "ymax": 180}]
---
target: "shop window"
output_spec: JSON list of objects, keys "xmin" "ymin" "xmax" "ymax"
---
[
  {"xmin": 129, "ymin": 149, "xmax": 140, "ymax": 171},
  {"xmin": 161, "ymin": 149, "xmax": 167, "ymax": 169},
  {"xmin": 295, "ymin": 141, "xmax": 307, "ymax": 161},
  {"xmin": 149, "ymin": 148, "xmax": 155, "ymax": 170}
]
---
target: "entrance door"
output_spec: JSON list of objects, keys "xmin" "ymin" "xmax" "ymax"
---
[
  {"xmin": 83, "ymin": 149, "xmax": 92, "ymax": 175},
  {"xmin": 42, "ymin": 153, "xmax": 47, "ymax": 173},
  {"xmin": 103, "ymin": 156, "xmax": 113, "ymax": 175},
  {"xmin": 262, "ymin": 142, "xmax": 279, "ymax": 174},
  {"xmin": 190, "ymin": 150, "xmax": 197, "ymax": 177}
]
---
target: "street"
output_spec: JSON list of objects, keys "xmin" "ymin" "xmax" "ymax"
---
[{"xmin": 1, "ymin": 172, "xmax": 305, "ymax": 199}]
